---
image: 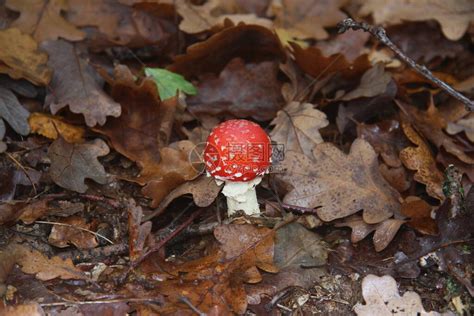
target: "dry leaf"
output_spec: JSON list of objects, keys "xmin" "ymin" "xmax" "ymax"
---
[
  {"xmin": 48, "ymin": 138, "xmax": 109, "ymax": 193},
  {"xmin": 401, "ymin": 196, "xmax": 438, "ymax": 235},
  {"xmin": 359, "ymin": 0, "xmax": 474, "ymax": 40},
  {"xmin": 28, "ymin": 112, "xmax": 85, "ymax": 143},
  {"xmin": 127, "ymin": 199, "xmax": 152, "ymax": 263},
  {"xmin": 340, "ymin": 63, "xmax": 392, "ymax": 100},
  {"xmin": 48, "ymin": 216, "xmax": 99, "ymax": 249},
  {"xmin": 41, "ymin": 40, "xmax": 121, "ymax": 127},
  {"xmin": 0, "ymin": 87, "xmax": 30, "ymax": 136},
  {"xmin": 379, "ymin": 164, "xmax": 410, "ymax": 193},
  {"xmin": 0, "ymin": 28, "xmax": 52, "ymax": 85},
  {"xmin": 446, "ymin": 113, "xmax": 474, "ymax": 142},
  {"xmin": 188, "ymin": 58, "xmax": 284, "ymax": 121},
  {"xmin": 270, "ymin": 0, "xmax": 347, "ymax": 40},
  {"xmin": 169, "ymin": 23, "xmax": 285, "ymax": 78},
  {"xmin": 6, "ymin": 0, "xmax": 85, "ymax": 43},
  {"xmin": 399, "ymin": 121, "xmax": 444, "ymax": 201},
  {"xmin": 278, "ymin": 138, "xmax": 401, "ymax": 224},
  {"xmin": 176, "ymin": 0, "xmax": 272, "ymax": 34},
  {"xmin": 0, "ymin": 303, "xmax": 45, "ymax": 316},
  {"xmin": 270, "ymin": 101, "xmax": 328, "ymax": 158},
  {"xmin": 355, "ymin": 274, "xmax": 446, "ymax": 315}
]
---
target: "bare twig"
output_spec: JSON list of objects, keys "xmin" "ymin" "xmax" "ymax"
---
[
  {"xmin": 337, "ymin": 18, "xmax": 474, "ymax": 111},
  {"xmin": 179, "ymin": 296, "xmax": 206, "ymax": 316},
  {"xmin": 40, "ymin": 297, "xmax": 162, "ymax": 307}
]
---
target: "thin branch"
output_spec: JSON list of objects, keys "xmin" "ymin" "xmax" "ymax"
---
[{"xmin": 337, "ymin": 18, "xmax": 474, "ymax": 112}]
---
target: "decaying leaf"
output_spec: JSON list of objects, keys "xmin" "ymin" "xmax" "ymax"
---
[
  {"xmin": 0, "ymin": 28, "xmax": 52, "ymax": 86},
  {"xmin": 0, "ymin": 87, "xmax": 30, "ymax": 136},
  {"xmin": 48, "ymin": 138, "xmax": 109, "ymax": 193},
  {"xmin": 188, "ymin": 58, "xmax": 284, "ymax": 121},
  {"xmin": 0, "ymin": 303, "xmax": 45, "ymax": 316},
  {"xmin": 48, "ymin": 216, "xmax": 99, "ymax": 249},
  {"xmin": 340, "ymin": 63, "xmax": 392, "ymax": 101},
  {"xmin": 279, "ymin": 138, "xmax": 401, "ymax": 224},
  {"xmin": 41, "ymin": 40, "xmax": 121, "ymax": 127},
  {"xmin": 379, "ymin": 164, "xmax": 411, "ymax": 193},
  {"xmin": 0, "ymin": 243, "xmax": 87, "ymax": 281},
  {"xmin": 175, "ymin": 0, "xmax": 272, "ymax": 34},
  {"xmin": 169, "ymin": 23, "xmax": 285, "ymax": 78},
  {"xmin": 28, "ymin": 112, "xmax": 85, "ymax": 143},
  {"xmin": 270, "ymin": 101, "xmax": 328, "ymax": 157},
  {"xmin": 269, "ymin": 0, "xmax": 347, "ymax": 40},
  {"xmin": 446, "ymin": 113, "xmax": 474, "ymax": 142},
  {"xmin": 127, "ymin": 199, "xmax": 152, "ymax": 263},
  {"xmin": 399, "ymin": 121, "xmax": 444, "ymax": 201},
  {"xmin": 359, "ymin": 0, "xmax": 474, "ymax": 40},
  {"xmin": 401, "ymin": 196, "xmax": 438, "ymax": 235},
  {"xmin": 6, "ymin": 0, "xmax": 85, "ymax": 43},
  {"xmin": 354, "ymin": 274, "xmax": 447, "ymax": 315}
]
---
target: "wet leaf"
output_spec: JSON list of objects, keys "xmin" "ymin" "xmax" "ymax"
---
[
  {"xmin": 48, "ymin": 216, "xmax": 99, "ymax": 249},
  {"xmin": 188, "ymin": 58, "xmax": 284, "ymax": 121},
  {"xmin": 28, "ymin": 112, "xmax": 85, "ymax": 143},
  {"xmin": 48, "ymin": 138, "xmax": 109, "ymax": 193},
  {"xmin": 279, "ymin": 138, "xmax": 401, "ymax": 223},
  {"xmin": 399, "ymin": 121, "xmax": 444, "ymax": 200},
  {"xmin": 6, "ymin": 0, "xmax": 85, "ymax": 42},
  {"xmin": 41, "ymin": 40, "xmax": 121, "ymax": 127},
  {"xmin": 270, "ymin": 101, "xmax": 328, "ymax": 157},
  {"xmin": 359, "ymin": 0, "xmax": 474, "ymax": 40},
  {"xmin": 145, "ymin": 67, "xmax": 197, "ymax": 101},
  {"xmin": 0, "ymin": 28, "xmax": 52, "ymax": 85}
]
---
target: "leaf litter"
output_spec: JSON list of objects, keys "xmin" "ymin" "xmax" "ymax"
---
[{"xmin": 0, "ymin": 1, "xmax": 473, "ymax": 315}]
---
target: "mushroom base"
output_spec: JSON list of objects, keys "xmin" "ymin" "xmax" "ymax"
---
[{"xmin": 221, "ymin": 177, "xmax": 262, "ymax": 216}]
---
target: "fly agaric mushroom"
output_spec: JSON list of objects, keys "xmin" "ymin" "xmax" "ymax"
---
[{"xmin": 204, "ymin": 119, "xmax": 272, "ymax": 216}]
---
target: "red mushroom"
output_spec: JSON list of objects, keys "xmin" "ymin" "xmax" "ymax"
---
[{"xmin": 204, "ymin": 119, "xmax": 272, "ymax": 216}]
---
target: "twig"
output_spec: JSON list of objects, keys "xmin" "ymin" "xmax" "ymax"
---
[
  {"xmin": 57, "ymin": 242, "xmax": 128, "ymax": 263},
  {"xmin": 179, "ymin": 296, "xmax": 206, "ymax": 316},
  {"xmin": 337, "ymin": 18, "xmax": 474, "ymax": 111},
  {"xmin": 39, "ymin": 297, "xmax": 162, "ymax": 307},
  {"xmin": 35, "ymin": 220, "xmax": 114, "ymax": 245},
  {"xmin": 5, "ymin": 152, "xmax": 37, "ymax": 195}
]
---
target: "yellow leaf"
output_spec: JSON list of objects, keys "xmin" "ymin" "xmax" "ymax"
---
[{"xmin": 28, "ymin": 112, "xmax": 85, "ymax": 143}]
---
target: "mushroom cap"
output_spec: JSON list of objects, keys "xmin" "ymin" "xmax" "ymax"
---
[{"xmin": 204, "ymin": 119, "xmax": 272, "ymax": 181}]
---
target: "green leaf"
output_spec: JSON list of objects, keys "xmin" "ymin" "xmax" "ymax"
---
[{"xmin": 145, "ymin": 67, "xmax": 197, "ymax": 101}]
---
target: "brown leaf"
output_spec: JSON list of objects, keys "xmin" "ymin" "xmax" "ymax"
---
[
  {"xmin": 127, "ymin": 199, "xmax": 152, "ymax": 263},
  {"xmin": 176, "ymin": 0, "xmax": 272, "ymax": 34},
  {"xmin": 278, "ymin": 138, "xmax": 401, "ymax": 224},
  {"xmin": 446, "ymin": 113, "xmax": 474, "ymax": 142},
  {"xmin": 141, "ymin": 140, "xmax": 200, "ymax": 207},
  {"xmin": 399, "ymin": 121, "xmax": 444, "ymax": 200},
  {"xmin": 316, "ymin": 29, "xmax": 369, "ymax": 62},
  {"xmin": 6, "ymin": 0, "xmax": 85, "ymax": 43},
  {"xmin": 401, "ymin": 196, "xmax": 438, "ymax": 235},
  {"xmin": 372, "ymin": 218, "xmax": 405, "ymax": 252},
  {"xmin": 270, "ymin": 101, "xmax": 328, "ymax": 157},
  {"xmin": 291, "ymin": 43, "xmax": 371, "ymax": 80},
  {"xmin": 340, "ymin": 63, "xmax": 392, "ymax": 101},
  {"xmin": 41, "ymin": 40, "xmax": 121, "ymax": 127},
  {"xmin": 188, "ymin": 58, "xmax": 284, "ymax": 121},
  {"xmin": 270, "ymin": 0, "xmax": 347, "ymax": 40},
  {"xmin": 48, "ymin": 216, "xmax": 99, "ymax": 249},
  {"xmin": 357, "ymin": 120, "xmax": 408, "ymax": 168},
  {"xmin": 0, "ymin": 86, "xmax": 31, "ymax": 136},
  {"xmin": 28, "ymin": 112, "xmax": 85, "ymax": 143},
  {"xmin": 169, "ymin": 23, "xmax": 285, "ymax": 78},
  {"xmin": 335, "ymin": 216, "xmax": 377, "ymax": 243},
  {"xmin": 0, "ymin": 303, "xmax": 45, "ymax": 316},
  {"xmin": 359, "ymin": 0, "xmax": 474, "ymax": 40},
  {"xmin": 398, "ymin": 99, "xmax": 474, "ymax": 165},
  {"xmin": 379, "ymin": 164, "xmax": 411, "ymax": 193},
  {"xmin": 18, "ymin": 198, "xmax": 51, "ymax": 224},
  {"xmin": 0, "ymin": 28, "xmax": 52, "ymax": 85},
  {"xmin": 146, "ymin": 176, "xmax": 222, "ymax": 221},
  {"xmin": 0, "ymin": 243, "xmax": 87, "ymax": 281},
  {"xmin": 94, "ymin": 65, "xmax": 163, "ymax": 168},
  {"xmin": 48, "ymin": 138, "xmax": 109, "ymax": 193}
]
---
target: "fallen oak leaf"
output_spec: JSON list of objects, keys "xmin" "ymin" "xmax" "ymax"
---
[
  {"xmin": 278, "ymin": 138, "xmax": 401, "ymax": 224},
  {"xmin": 399, "ymin": 121, "xmax": 444, "ymax": 201},
  {"xmin": 6, "ymin": 0, "xmax": 85, "ymax": 43},
  {"xmin": 0, "ymin": 28, "xmax": 52, "ymax": 86},
  {"xmin": 41, "ymin": 40, "xmax": 121, "ymax": 127},
  {"xmin": 270, "ymin": 101, "xmax": 328, "ymax": 158},
  {"xmin": 446, "ymin": 113, "xmax": 474, "ymax": 142},
  {"xmin": 48, "ymin": 138, "xmax": 109, "ymax": 193},
  {"xmin": 127, "ymin": 199, "xmax": 152, "ymax": 263},
  {"xmin": 0, "ymin": 86, "xmax": 30, "ymax": 136},
  {"xmin": 188, "ymin": 58, "xmax": 284, "ymax": 121},
  {"xmin": 401, "ymin": 196, "xmax": 438, "ymax": 236},
  {"xmin": 340, "ymin": 63, "xmax": 392, "ymax": 101},
  {"xmin": 47, "ymin": 216, "xmax": 100, "ymax": 249},
  {"xmin": 28, "ymin": 112, "xmax": 85, "ymax": 143}
]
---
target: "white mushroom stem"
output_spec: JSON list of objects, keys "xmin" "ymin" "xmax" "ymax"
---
[{"xmin": 220, "ymin": 177, "xmax": 262, "ymax": 216}]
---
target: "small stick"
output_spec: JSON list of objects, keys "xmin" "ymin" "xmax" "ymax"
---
[
  {"xmin": 179, "ymin": 296, "xmax": 206, "ymax": 316},
  {"xmin": 39, "ymin": 297, "xmax": 162, "ymax": 307},
  {"xmin": 35, "ymin": 220, "xmax": 114, "ymax": 245},
  {"xmin": 337, "ymin": 18, "xmax": 474, "ymax": 112}
]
